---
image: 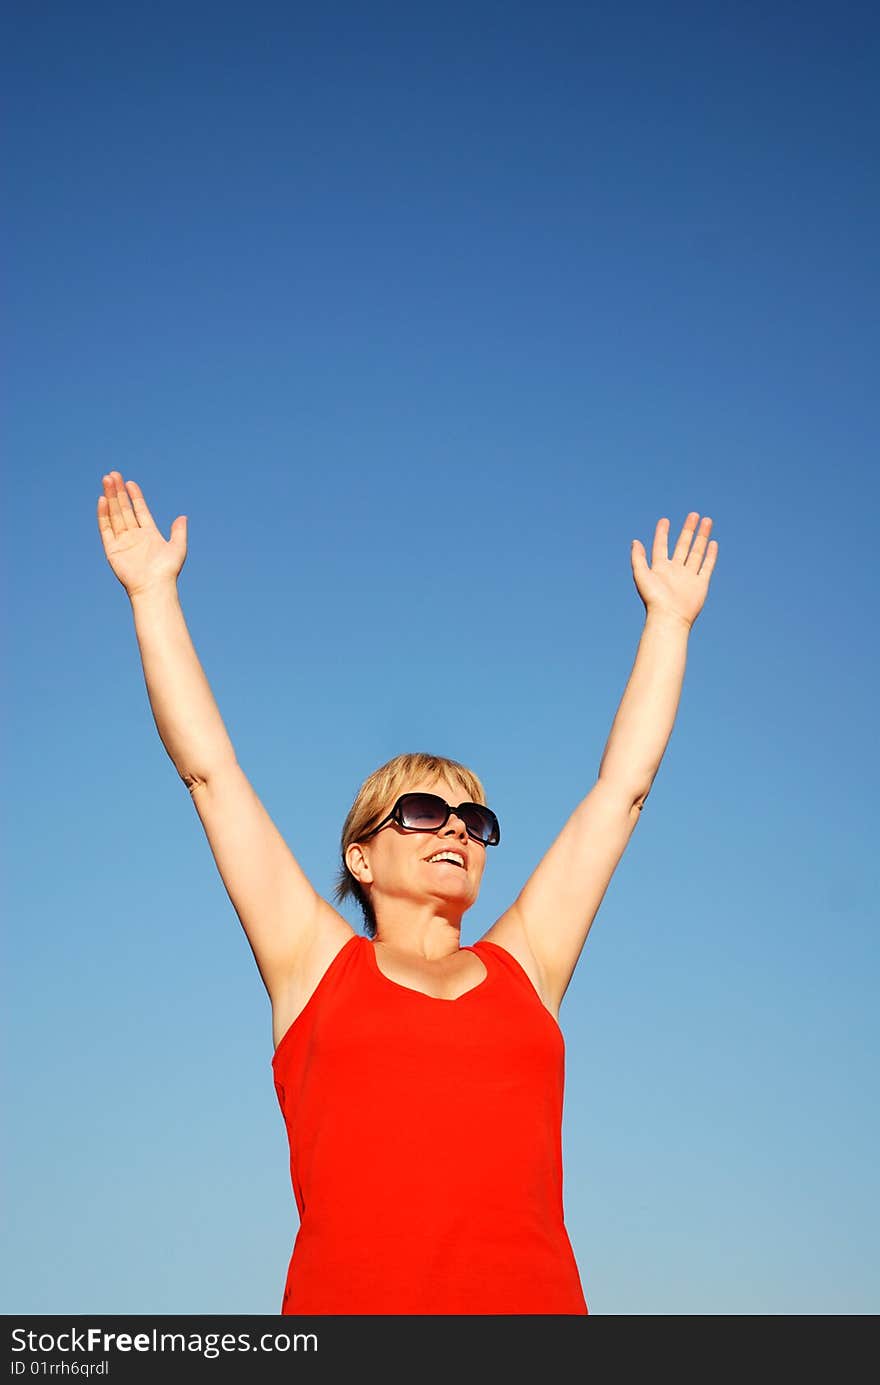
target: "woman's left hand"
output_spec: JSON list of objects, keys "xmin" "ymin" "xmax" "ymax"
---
[{"xmin": 631, "ymin": 512, "xmax": 718, "ymax": 629}]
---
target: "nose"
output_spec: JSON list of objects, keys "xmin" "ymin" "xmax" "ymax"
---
[{"xmin": 442, "ymin": 812, "xmax": 469, "ymax": 839}]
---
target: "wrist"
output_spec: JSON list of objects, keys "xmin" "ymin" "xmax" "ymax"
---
[
  {"xmin": 128, "ymin": 579, "xmax": 180, "ymax": 606},
  {"xmin": 644, "ymin": 608, "xmax": 691, "ymax": 633}
]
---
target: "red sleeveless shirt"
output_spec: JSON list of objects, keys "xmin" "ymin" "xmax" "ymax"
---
[{"xmin": 271, "ymin": 933, "xmax": 589, "ymax": 1314}]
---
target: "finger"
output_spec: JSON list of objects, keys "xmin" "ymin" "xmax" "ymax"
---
[
  {"xmin": 672, "ymin": 512, "xmax": 700, "ymax": 564},
  {"xmin": 102, "ymin": 472, "xmax": 129, "ymax": 536},
  {"xmin": 685, "ymin": 516, "xmax": 713, "ymax": 570},
  {"xmin": 106, "ymin": 470, "xmax": 138, "ymax": 532},
  {"xmin": 123, "ymin": 478, "xmax": 159, "ymax": 531},
  {"xmin": 652, "ymin": 517, "xmax": 670, "ymax": 567},
  {"xmin": 97, "ymin": 492, "xmax": 116, "ymax": 548},
  {"xmin": 699, "ymin": 538, "xmax": 719, "ymax": 579},
  {"xmin": 100, "ymin": 474, "xmax": 123, "ymax": 538}
]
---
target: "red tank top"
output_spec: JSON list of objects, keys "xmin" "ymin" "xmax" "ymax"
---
[{"xmin": 271, "ymin": 933, "xmax": 589, "ymax": 1314}]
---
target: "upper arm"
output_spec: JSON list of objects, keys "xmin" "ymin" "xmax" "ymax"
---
[
  {"xmin": 188, "ymin": 761, "xmax": 353, "ymax": 999},
  {"xmin": 483, "ymin": 778, "xmax": 643, "ymax": 1013}
]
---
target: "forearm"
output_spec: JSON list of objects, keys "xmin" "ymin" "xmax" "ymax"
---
[
  {"xmin": 128, "ymin": 582, "xmax": 237, "ymax": 786},
  {"xmin": 597, "ymin": 611, "xmax": 691, "ymax": 803}
]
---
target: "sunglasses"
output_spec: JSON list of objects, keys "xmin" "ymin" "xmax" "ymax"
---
[{"xmin": 363, "ymin": 793, "xmax": 501, "ymax": 847}]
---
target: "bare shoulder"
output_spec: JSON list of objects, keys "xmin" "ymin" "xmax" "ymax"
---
[
  {"xmin": 271, "ymin": 900, "xmax": 358, "ymax": 1050},
  {"xmin": 476, "ymin": 906, "xmax": 557, "ymax": 1017}
]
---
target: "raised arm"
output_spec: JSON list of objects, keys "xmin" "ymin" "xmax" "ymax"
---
[
  {"xmin": 482, "ymin": 513, "xmax": 718, "ymax": 1013},
  {"xmin": 96, "ymin": 471, "xmax": 348, "ymax": 1000}
]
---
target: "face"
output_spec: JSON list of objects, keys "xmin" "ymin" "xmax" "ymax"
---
[{"xmin": 346, "ymin": 777, "xmax": 489, "ymax": 923}]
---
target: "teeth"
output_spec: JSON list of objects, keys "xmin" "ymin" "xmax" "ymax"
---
[{"xmin": 428, "ymin": 853, "xmax": 464, "ymax": 866}]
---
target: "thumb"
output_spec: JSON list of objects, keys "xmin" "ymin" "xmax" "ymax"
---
[
  {"xmin": 631, "ymin": 539, "xmax": 643, "ymax": 564},
  {"xmin": 172, "ymin": 515, "xmax": 187, "ymax": 547}
]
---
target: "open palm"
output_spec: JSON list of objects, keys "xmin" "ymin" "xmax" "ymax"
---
[
  {"xmin": 97, "ymin": 471, "xmax": 187, "ymax": 596},
  {"xmin": 631, "ymin": 512, "xmax": 718, "ymax": 628}
]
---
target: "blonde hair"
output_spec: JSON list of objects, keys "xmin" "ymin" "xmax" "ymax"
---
[{"xmin": 333, "ymin": 751, "xmax": 489, "ymax": 938}]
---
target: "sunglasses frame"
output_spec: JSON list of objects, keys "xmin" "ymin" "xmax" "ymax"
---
[{"xmin": 362, "ymin": 792, "xmax": 501, "ymax": 847}]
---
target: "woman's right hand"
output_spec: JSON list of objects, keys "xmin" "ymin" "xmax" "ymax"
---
[{"xmin": 97, "ymin": 471, "xmax": 188, "ymax": 597}]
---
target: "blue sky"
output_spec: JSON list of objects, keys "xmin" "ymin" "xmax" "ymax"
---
[{"xmin": 4, "ymin": 0, "xmax": 878, "ymax": 1315}]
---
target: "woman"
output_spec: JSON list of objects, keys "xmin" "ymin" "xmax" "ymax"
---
[{"xmin": 97, "ymin": 471, "xmax": 717, "ymax": 1314}]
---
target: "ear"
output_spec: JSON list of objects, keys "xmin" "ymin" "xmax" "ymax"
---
[{"xmin": 346, "ymin": 843, "xmax": 372, "ymax": 885}]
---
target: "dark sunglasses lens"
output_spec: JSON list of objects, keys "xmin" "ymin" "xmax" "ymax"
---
[
  {"xmin": 400, "ymin": 794, "xmax": 498, "ymax": 845},
  {"xmin": 464, "ymin": 806, "xmax": 499, "ymax": 845},
  {"xmin": 399, "ymin": 794, "xmax": 447, "ymax": 828}
]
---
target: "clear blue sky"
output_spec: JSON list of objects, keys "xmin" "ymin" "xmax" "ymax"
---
[{"xmin": 4, "ymin": 0, "xmax": 878, "ymax": 1315}]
